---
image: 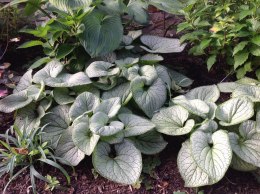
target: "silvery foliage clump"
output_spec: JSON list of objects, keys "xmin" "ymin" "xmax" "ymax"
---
[
  {"xmin": 152, "ymin": 77, "xmax": 260, "ymax": 187},
  {"xmin": 0, "ymin": 34, "xmax": 191, "ymax": 184}
]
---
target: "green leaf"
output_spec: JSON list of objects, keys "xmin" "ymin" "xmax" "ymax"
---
[
  {"xmin": 129, "ymin": 131, "xmax": 167, "ymax": 155},
  {"xmin": 90, "ymin": 112, "xmax": 124, "ymax": 136},
  {"xmin": 172, "ymin": 95, "xmax": 210, "ymax": 118},
  {"xmin": 53, "ymin": 88, "xmax": 75, "ymax": 105},
  {"xmin": 250, "ymin": 45, "xmax": 260, "ymax": 56},
  {"xmin": 49, "ymin": 0, "xmax": 92, "ymax": 13},
  {"xmin": 231, "ymin": 153, "xmax": 257, "ymax": 172},
  {"xmin": 168, "ymin": 70, "xmax": 193, "ymax": 87},
  {"xmin": 18, "ymin": 40, "xmax": 43, "ymax": 49},
  {"xmin": 13, "ymin": 70, "xmax": 33, "ymax": 93},
  {"xmin": 0, "ymin": 91, "xmax": 33, "ymax": 113},
  {"xmin": 251, "ymin": 35, "xmax": 260, "ymax": 46},
  {"xmin": 80, "ymin": 11, "xmax": 123, "ymax": 57},
  {"xmin": 72, "ymin": 116, "xmax": 100, "ymax": 156},
  {"xmin": 216, "ymin": 97, "xmax": 254, "ymax": 126},
  {"xmin": 234, "ymin": 51, "xmax": 249, "ymax": 70},
  {"xmin": 140, "ymin": 35, "xmax": 186, "ymax": 53},
  {"xmin": 127, "ymin": 0, "xmax": 148, "ymax": 24},
  {"xmin": 190, "ymin": 130, "xmax": 232, "ymax": 182},
  {"xmin": 86, "ymin": 61, "xmax": 120, "ymax": 78},
  {"xmin": 229, "ymin": 120, "xmax": 260, "ymax": 168},
  {"xmin": 33, "ymin": 60, "xmax": 92, "ymax": 87},
  {"xmin": 178, "ymin": 141, "xmax": 210, "ymax": 187},
  {"xmin": 29, "ymin": 57, "xmax": 51, "ymax": 70},
  {"xmin": 131, "ymin": 77, "xmax": 167, "ymax": 118},
  {"xmin": 232, "ymin": 85, "xmax": 260, "ymax": 102},
  {"xmin": 152, "ymin": 105, "xmax": 195, "ymax": 136},
  {"xmin": 217, "ymin": 82, "xmax": 240, "ymax": 93},
  {"xmin": 102, "ymin": 82, "xmax": 131, "ymax": 104},
  {"xmin": 92, "ymin": 140, "xmax": 142, "ymax": 184},
  {"xmin": 69, "ymin": 92, "xmax": 100, "ymax": 121},
  {"xmin": 155, "ymin": 65, "xmax": 172, "ymax": 87},
  {"xmin": 41, "ymin": 105, "xmax": 70, "ymax": 148},
  {"xmin": 233, "ymin": 41, "xmax": 248, "ymax": 55},
  {"xmin": 140, "ymin": 54, "xmax": 164, "ymax": 64},
  {"xmin": 93, "ymin": 97, "xmax": 121, "ymax": 118},
  {"xmin": 56, "ymin": 44, "xmax": 75, "ymax": 60},
  {"xmin": 185, "ymin": 85, "xmax": 220, "ymax": 102},
  {"xmin": 118, "ymin": 113, "xmax": 155, "ymax": 137},
  {"xmin": 14, "ymin": 103, "xmax": 39, "ymax": 132},
  {"xmin": 115, "ymin": 57, "xmax": 139, "ymax": 68},
  {"xmin": 207, "ymin": 55, "xmax": 217, "ymax": 71},
  {"xmin": 197, "ymin": 120, "xmax": 218, "ymax": 133},
  {"xmin": 55, "ymin": 128, "xmax": 85, "ymax": 166}
]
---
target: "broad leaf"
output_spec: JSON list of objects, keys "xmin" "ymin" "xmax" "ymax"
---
[
  {"xmin": 13, "ymin": 70, "xmax": 32, "ymax": 93},
  {"xmin": 86, "ymin": 61, "xmax": 120, "ymax": 78},
  {"xmin": 169, "ymin": 70, "xmax": 193, "ymax": 87},
  {"xmin": 69, "ymin": 92, "xmax": 100, "ymax": 121},
  {"xmin": 185, "ymin": 85, "xmax": 220, "ymax": 102},
  {"xmin": 129, "ymin": 131, "xmax": 167, "ymax": 155},
  {"xmin": 231, "ymin": 153, "xmax": 257, "ymax": 172},
  {"xmin": 80, "ymin": 11, "xmax": 123, "ymax": 57},
  {"xmin": 14, "ymin": 103, "xmax": 40, "ymax": 131},
  {"xmin": 190, "ymin": 130, "xmax": 232, "ymax": 182},
  {"xmin": 232, "ymin": 85, "xmax": 260, "ymax": 102},
  {"xmin": 53, "ymin": 88, "xmax": 74, "ymax": 105},
  {"xmin": 197, "ymin": 120, "xmax": 218, "ymax": 133},
  {"xmin": 229, "ymin": 120, "xmax": 260, "ymax": 167},
  {"xmin": 90, "ymin": 112, "xmax": 124, "ymax": 136},
  {"xmin": 41, "ymin": 105, "xmax": 70, "ymax": 148},
  {"xmin": 127, "ymin": 0, "xmax": 148, "ymax": 24},
  {"xmin": 93, "ymin": 97, "xmax": 121, "ymax": 118},
  {"xmin": 217, "ymin": 82, "xmax": 240, "ymax": 93},
  {"xmin": 216, "ymin": 97, "xmax": 254, "ymax": 126},
  {"xmin": 155, "ymin": 65, "xmax": 172, "ymax": 87},
  {"xmin": 140, "ymin": 35, "xmax": 186, "ymax": 53},
  {"xmin": 152, "ymin": 106, "xmax": 195, "ymax": 136},
  {"xmin": 140, "ymin": 54, "xmax": 164, "ymax": 64},
  {"xmin": 33, "ymin": 60, "xmax": 91, "ymax": 87},
  {"xmin": 0, "ymin": 90, "xmax": 33, "ymax": 113},
  {"xmin": 49, "ymin": 0, "xmax": 92, "ymax": 13},
  {"xmin": 118, "ymin": 113, "xmax": 155, "ymax": 137},
  {"xmin": 177, "ymin": 141, "xmax": 210, "ymax": 187},
  {"xmin": 102, "ymin": 82, "xmax": 131, "ymax": 104},
  {"xmin": 56, "ymin": 128, "xmax": 85, "ymax": 166},
  {"xmin": 92, "ymin": 140, "xmax": 142, "ymax": 184},
  {"xmin": 131, "ymin": 77, "xmax": 167, "ymax": 118},
  {"xmin": 172, "ymin": 95, "xmax": 210, "ymax": 118},
  {"xmin": 72, "ymin": 116, "xmax": 100, "ymax": 156}
]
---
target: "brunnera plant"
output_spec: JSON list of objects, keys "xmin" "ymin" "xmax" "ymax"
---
[
  {"xmin": 152, "ymin": 78, "xmax": 260, "ymax": 187},
  {"xmin": 0, "ymin": 34, "xmax": 190, "ymax": 186},
  {"xmin": 176, "ymin": 0, "xmax": 260, "ymax": 80}
]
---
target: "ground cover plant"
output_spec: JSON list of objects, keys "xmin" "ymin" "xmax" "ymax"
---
[
  {"xmin": 0, "ymin": 0, "xmax": 260, "ymax": 193},
  {"xmin": 153, "ymin": 78, "xmax": 260, "ymax": 187}
]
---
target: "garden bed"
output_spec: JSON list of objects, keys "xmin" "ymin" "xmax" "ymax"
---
[{"xmin": 0, "ymin": 5, "xmax": 260, "ymax": 194}]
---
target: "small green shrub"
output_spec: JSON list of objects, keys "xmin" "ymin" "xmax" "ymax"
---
[{"xmin": 177, "ymin": 0, "xmax": 260, "ymax": 80}]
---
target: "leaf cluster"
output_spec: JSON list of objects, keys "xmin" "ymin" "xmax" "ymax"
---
[
  {"xmin": 177, "ymin": 0, "xmax": 260, "ymax": 80},
  {"xmin": 153, "ymin": 77, "xmax": 260, "ymax": 187},
  {"xmin": 0, "ymin": 32, "xmax": 190, "ymax": 188}
]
